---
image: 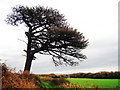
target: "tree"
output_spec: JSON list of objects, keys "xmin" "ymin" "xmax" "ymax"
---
[{"xmin": 6, "ymin": 5, "xmax": 88, "ymax": 73}]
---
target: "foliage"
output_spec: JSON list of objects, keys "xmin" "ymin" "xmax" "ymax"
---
[
  {"xmin": 40, "ymin": 71, "xmax": 120, "ymax": 79},
  {"xmin": 2, "ymin": 63, "xmax": 42, "ymax": 89},
  {"xmin": 40, "ymin": 76, "xmax": 53, "ymax": 82},
  {"xmin": 58, "ymin": 78, "xmax": 100, "ymax": 89},
  {"xmin": 59, "ymin": 82, "xmax": 99, "ymax": 89},
  {"xmin": 50, "ymin": 78, "xmax": 70, "ymax": 85},
  {"xmin": 68, "ymin": 71, "xmax": 120, "ymax": 79},
  {"xmin": 59, "ymin": 83, "xmax": 84, "ymax": 88},
  {"xmin": 39, "ymin": 76, "xmax": 69, "ymax": 86}
]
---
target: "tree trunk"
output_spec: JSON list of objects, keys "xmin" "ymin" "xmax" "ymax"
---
[
  {"xmin": 24, "ymin": 54, "xmax": 33, "ymax": 74},
  {"xmin": 24, "ymin": 28, "xmax": 33, "ymax": 74}
]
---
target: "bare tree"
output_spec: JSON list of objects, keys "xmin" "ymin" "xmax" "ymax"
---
[{"xmin": 6, "ymin": 5, "xmax": 88, "ymax": 73}]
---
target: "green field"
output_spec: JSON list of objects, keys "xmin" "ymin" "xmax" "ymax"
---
[{"xmin": 67, "ymin": 78, "xmax": 120, "ymax": 88}]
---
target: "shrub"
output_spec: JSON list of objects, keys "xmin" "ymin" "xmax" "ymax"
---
[
  {"xmin": 40, "ymin": 76, "xmax": 53, "ymax": 82},
  {"xmin": 2, "ymin": 63, "xmax": 42, "ymax": 89},
  {"xmin": 50, "ymin": 77, "xmax": 70, "ymax": 85},
  {"xmin": 60, "ymin": 82, "xmax": 99, "ymax": 89},
  {"xmin": 59, "ymin": 83, "xmax": 86, "ymax": 88}
]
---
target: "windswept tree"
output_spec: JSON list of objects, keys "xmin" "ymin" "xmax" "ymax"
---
[{"xmin": 6, "ymin": 5, "xmax": 88, "ymax": 73}]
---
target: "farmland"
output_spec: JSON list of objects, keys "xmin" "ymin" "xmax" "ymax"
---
[
  {"xmin": 39, "ymin": 77, "xmax": 120, "ymax": 88},
  {"xmin": 67, "ymin": 78, "xmax": 119, "ymax": 88}
]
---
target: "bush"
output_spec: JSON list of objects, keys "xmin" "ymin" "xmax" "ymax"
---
[
  {"xmin": 59, "ymin": 83, "xmax": 84, "ymax": 88},
  {"xmin": 50, "ymin": 78, "xmax": 70, "ymax": 85},
  {"xmin": 2, "ymin": 63, "xmax": 42, "ymax": 89},
  {"xmin": 59, "ymin": 82, "xmax": 99, "ymax": 89},
  {"xmin": 40, "ymin": 76, "xmax": 53, "ymax": 82}
]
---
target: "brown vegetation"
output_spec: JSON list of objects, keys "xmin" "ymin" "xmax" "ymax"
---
[
  {"xmin": 40, "ymin": 71, "xmax": 120, "ymax": 79},
  {"xmin": 2, "ymin": 63, "xmax": 42, "ymax": 89},
  {"xmin": 68, "ymin": 72, "xmax": 120, "ymax": 79}
]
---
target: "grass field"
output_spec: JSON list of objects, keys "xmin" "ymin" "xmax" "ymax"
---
[{"xmin": 67, "ymin": 78, "xmax": 120, "ymax": 88}]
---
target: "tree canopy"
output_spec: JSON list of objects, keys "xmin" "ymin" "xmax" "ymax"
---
[{"xmin": 6, "ymin": 5, "xmax": 88, "ymax": 72}]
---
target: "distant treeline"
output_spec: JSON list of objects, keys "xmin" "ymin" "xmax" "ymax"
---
[{"xmin": 40, "ymin": 71, "xmax": 120, "ymax": 79}]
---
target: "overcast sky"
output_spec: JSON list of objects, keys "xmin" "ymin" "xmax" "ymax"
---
[{"xmin": 0, "ymin": 0, "xmax": 118, "ymax": 74}]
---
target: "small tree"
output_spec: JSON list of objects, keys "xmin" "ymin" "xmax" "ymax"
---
[{"xmin": 6, "ymin": 5, "xmax": 88, "ymax": 73}]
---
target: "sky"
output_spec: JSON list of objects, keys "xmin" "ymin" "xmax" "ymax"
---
[{"xmin": 0, "ymin": 0, "xmax": 119, "ymax": 74}]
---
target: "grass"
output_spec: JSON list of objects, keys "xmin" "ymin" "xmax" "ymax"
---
[
  {"xmin": 39, "ymin": 76, "xmax": 57, "ymax": 88},
  {"xmin": 67, "ymin": 78, "xmax": 120, "ymax": 88},
  {"xmin": 41, "ymin": 80, "xmax": 56, "ymax": 88}
]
